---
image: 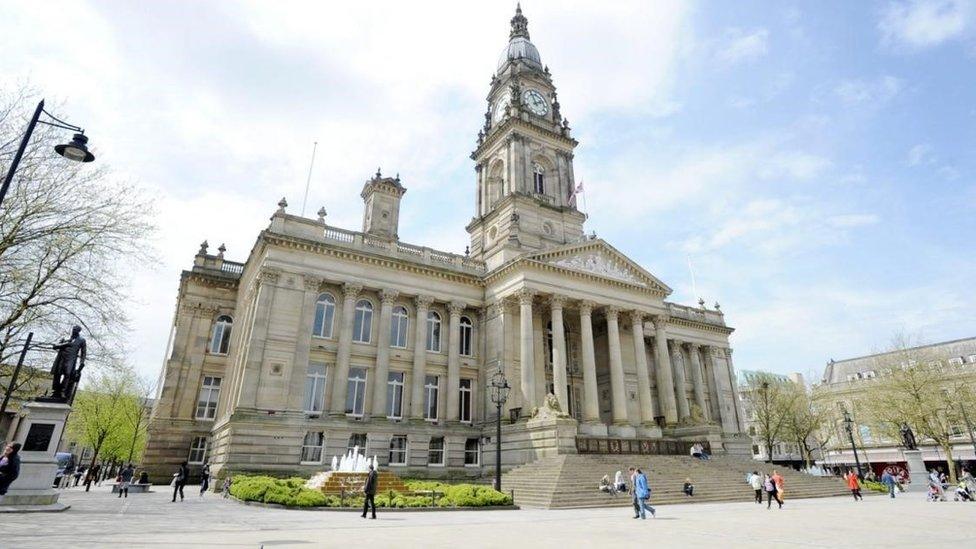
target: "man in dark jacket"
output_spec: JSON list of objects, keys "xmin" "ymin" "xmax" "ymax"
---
[
  {"xmin": 0, "ymin": 443, "xmax": 22, "ymax": 495},
  {"xmin": 361, "ymin": 464, "xmax": 378, "ymax": 519},
  {"xmin": 118, "ymin": 463, "xmax": 135, "ymax": 498}
]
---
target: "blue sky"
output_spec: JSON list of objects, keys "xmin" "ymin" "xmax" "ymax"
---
[{"xmin": 3, "ymin": 0, "xmax": 974, "ymax": 383}]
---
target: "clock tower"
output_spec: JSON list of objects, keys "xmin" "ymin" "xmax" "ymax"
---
[{"xmin": 467, "ymin": 5, "xmax": 586, "ymax": 269}]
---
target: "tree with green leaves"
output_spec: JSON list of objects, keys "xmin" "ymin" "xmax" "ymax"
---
[
  {"xmin": 780, "ymin": 383, "xmax": 830, "ymax": 469},
  {"xmin": 741, "ymin": 371, "xmax": 799, "ymax": 463}
]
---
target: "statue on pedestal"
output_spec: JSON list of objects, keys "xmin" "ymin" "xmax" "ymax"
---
[
  {"xmin": 900, "ymin": 423, "xmax": 917, "ymax": 450},
  {"xmin": 50, "ymin": 326, "xmax": 87, "ymax": 402}
]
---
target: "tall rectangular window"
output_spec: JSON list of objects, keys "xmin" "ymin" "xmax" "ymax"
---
[
  {"xmin": 353, "ymin": 300, "xmax": 373, "ymax": 343},
  {"xmin": 347, "ymin": 433, "xmax": 367, "ymax": 455},
  {"xmin": 387, "ymin": 372, "xmax": 404, "ymax": 419},
  {"xmin": 388, "ymin": 435, "xmax": 407, "ymax": 466},
  {"xmin": 188, "ymin": 436, "xmax": 208, "ymax": 464},
  {"xmin": 303, "ymin": 363, "xmax": 327, "ymax": 413},
  {"xmin": 195, "ymin": 376, "xmax": 221, "ymax": 420},
  {"xmin": 345, "ymin": 368, "xmax": 367, "ymax": 416},
  {"xmin": 428, "ymin": 437, "xmax": 445, "ymax": 466},
  {"xmin": 391, "ymin": 306, "xmax": 409, "ymax": 348},
  {"xmin": 301, "ymin": 431, "xmax": 324, "ymax": 464},
  {"xmin": 459, "ymin": 378, "xmax": 472, "ymax": 423},
  {"xmin": 459, "ymin": 316, "xmax": 473, "ymax": 356},
  {"xmin": 424, "ymin": 375, "xmax": 439, "ymax": 421},
  {"xmin": 464, "ymin": 438, "xmax": 480, "ymax": 466}
]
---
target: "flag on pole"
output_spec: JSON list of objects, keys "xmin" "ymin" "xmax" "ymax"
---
[{"xmin": 568, "ymin": 180, "xmax": 583, "ymax": 207}]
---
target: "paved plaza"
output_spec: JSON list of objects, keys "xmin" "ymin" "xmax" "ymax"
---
[{"xmin": 0, "ymin": 485, "xmax": 972, "ymax": 548}]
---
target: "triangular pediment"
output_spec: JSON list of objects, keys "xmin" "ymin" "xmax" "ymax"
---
[{"xmin": 525, "ymin": 240, "xmax": 672, "ymax": 295}]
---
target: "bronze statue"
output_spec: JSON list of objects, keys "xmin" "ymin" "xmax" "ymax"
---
[
  {"xmin": 900, "ymin": 423, "xmax": 917, "ymax": 450},
  {"xmin": 50, "ymin": 325, "xmax": 86, "ymax": 402}
]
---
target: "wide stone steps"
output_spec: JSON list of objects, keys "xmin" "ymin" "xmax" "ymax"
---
[{"xmin": 501, "ymin": 454, "xmax": 849, "ymax": 509}]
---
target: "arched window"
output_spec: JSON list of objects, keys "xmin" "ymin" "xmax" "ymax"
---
[
  {"xmin": 312, "ymin": 293, "xmax": 336, "ymax": 338},
  {"xmin": 353, "ymin": 300, "xmax": 373, "ymax": 343},
  {"xmin": 209, "ymin": 315, "xmax": 233, "ymax": 354},
  {"xmin": 459, "ymin": 316, "xmax": 473, "ymax": 356},
  {"xmin": 533, "ymin": 163, "xmax": 545, "ymax": 195},
  {"xmin": 390, "ymin": 306, "xmax": 409, "ymax": 348},
  {"xmin": 426, "ymin": 311, "xmax": 441, "ymax": 352}
]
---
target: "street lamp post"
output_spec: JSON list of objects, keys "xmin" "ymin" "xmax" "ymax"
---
[
  {"xmin": 0, "ymin": 99, "xmax": 95, "ymax": 207},
  {"xmin": 489, "ymin": 370, "xmax": 510, "ymax": 492},
  {"xmin": 843, "ymin": 410, "xmax": 864, "ymax": 480},
  {"xmin": 760, "ymin": 381, "xmax": 771, "ymax": 463}
]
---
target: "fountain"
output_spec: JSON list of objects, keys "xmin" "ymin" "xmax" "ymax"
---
[{"xmin": 305, "ymin": 446, "xmax": 405, "ymax": 494}]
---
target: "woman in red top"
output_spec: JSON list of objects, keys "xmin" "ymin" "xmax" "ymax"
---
[{"xmin": 845, "ymin": 469, "xmax": 863, "ymax": 501}]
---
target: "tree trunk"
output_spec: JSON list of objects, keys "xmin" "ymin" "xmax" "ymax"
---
[
  {"xmin": 943, "ymin": 443, "xmax": 957, "ymax": 484},
  {"xmin": 84, "ymin": 437, "xmax": 105, "ymax": 492}
]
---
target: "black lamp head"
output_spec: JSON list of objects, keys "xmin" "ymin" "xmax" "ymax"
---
[{"xmin": 55, "ymin": 133, "xmax": 95, "ymax": 163}]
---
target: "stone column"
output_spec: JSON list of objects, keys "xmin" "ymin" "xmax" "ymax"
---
[
  {"xmin": 686, "ymin": 342, "xmax": 708, "ymax": 418},
  {"xmin": 605, "ymin": 306, "xmax": 629, "ymax": 426},
  {"xmin": 629, "ymin": 311, "xmax": 655, "ymax": 425},
  {"xmin": 446, "ymin": 301, "xmax": 466, "ymax": 421},
  {"xmin": 726, "ymin": 348, "xmax": 745, "ymax": 433},
  {"xmin": 329, "ymin": 282, "xmax": 362, "ymax": 414},
  {"xmin": 704, "ymin": 346, "xmax": 728, "ymax": 427},
  {"xmin": 290, "ymin": 276, "xmax": 323, "ymax": 406},
  {"xmin": 578, "ymin": 301, "xmax": 601, "ymax": 424},
  {"xmin": 370, "ymin": 289, "xmax": 398, "ymax": 417},
  {"xmin": 669, "ymin": 339, "xmax": 690, "ymax": 421},
  {"xmin": 549, "ymin": 295, "xmax": 570, "ymax": 414},
  {"xmin": 516, "ymin": 288, "xmax": 536, "ymax": 411},
  {"xmin": 651, "ymin": 316, "xmax": 678, "ymax": 425},
  {"xmin": 409, "ymin": 295, "xmax": 434, "ymax": 419}
]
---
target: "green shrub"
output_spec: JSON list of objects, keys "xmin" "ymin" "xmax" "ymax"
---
[
  {"xmin": 293, "ymin": 488, "xmax": 328, "ymax": 507},
  {"xmin": 862, "ymin": 480, "xmax": 887, "ymax": 493}
]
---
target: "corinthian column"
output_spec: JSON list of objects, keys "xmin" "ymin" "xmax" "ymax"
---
[
  {"xmin": 549, "ymin": 295, "xmax": 570, "ymax": 414},
  {"xmin": 605, "ymin": 306, "xmax": 628, "ymax": 425},
  {"xmin": 669, "ymin": 339, "xmax": 690, "ymax": 421},
  {"xmin": 651, "ymin": 316, "xmax": 678, "ymax": 425},
  {"xmin": 409, "ymin": 295, "xmax": 434, "ymax": 419},
  {"xmin": 686, "ymin": 342, "xmax": 707, "ymax": 418},
  {"xmin": 704, "ymin": 346, "xmax": 729, "ymax": 429},
  {"xmin": 370, "ymin": 289, "xmax": 398, "ymax": 417},
  {"xmin": 446, "ymin": 300, "xmax": 466, "ymax": 421},
  {"xmin": 330, "ymin": 282, "xmax": 362, "ymax": 414},
  {"xmin": 630, "ymin": 311, "xmax": 655, "ymax": 425},
  {"xmin": 726, "ymin": 348, "xmax": 745, "ymax": 433},
  {"xmin": 516, "ymin": 288, "xmax": 536, "ymax": 410},
  {"xmin": 579, "ymin": 301, "xmax": 600, "ymax": 423}
]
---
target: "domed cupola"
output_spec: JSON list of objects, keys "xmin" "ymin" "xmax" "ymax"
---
[{"xmin": 497, "ymin": 4, "xmax": 542, "ymax": 73}]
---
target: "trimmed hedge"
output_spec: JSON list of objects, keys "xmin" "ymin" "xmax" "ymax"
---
[{"xmin": 229, "ymin": 475, "xmax": 512, "ymax": 508}]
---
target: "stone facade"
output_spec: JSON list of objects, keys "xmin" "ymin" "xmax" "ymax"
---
[{"xmin": 143, "ymin": 7, "xmax": 747, "ymax": 483}]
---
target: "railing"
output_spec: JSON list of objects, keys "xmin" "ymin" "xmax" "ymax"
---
[
  {"xmin": 324, "ymin": 227, "xmax": 356, "ymax": 243},
  {"xmin": 313, "ymin": 223, "xmax": 486, "ymax": 273},
  {"xmin": 220, "ymin": 261, "xmax": 245, "ymax": 275},
  {"xmin": 576, "ymin": 437, "xmax": 708, "ymax": 456},
  {"xmin": 667, "ymin": 303, "xmax": 724, "ymax": 326}
]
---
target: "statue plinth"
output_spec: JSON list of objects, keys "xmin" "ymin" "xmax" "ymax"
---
[
  {"xmin": 0, "ymin": 400, "xmax": 72, "ymax": 512},
  {"xmin": 902, "ymin": 449, "xmax": 929, "ymax": 493}
]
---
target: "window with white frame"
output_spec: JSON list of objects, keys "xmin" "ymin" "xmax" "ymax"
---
[
  {"xmin": 301, "ymin": 431, "xmax": 324, "ymax": 463},
  {"xmin": 391, "ymin": 306, "xmax": 409, "ymax": 348},
  {"xmin": 313, "ymin": 293, "xmax": 336, "ymax": 338},
  {"xmin": 345, "ymin": 368, "xmax": 367, "ymax": 416},
  {"xmin": 388, "ymin": 435, "xmax": 408, "ymax": 465},
  {"xmin": 426, "ymin": 311, "xmax": 441, "ymax": 352},
  {"xmin": 188, "ymin": 436, "xmax": 208, "ymax": 464},
  {"xmin": 347, "ymin": 433, "xmax": 367, "ymax": 454},
  {"xmin": 387, "ymin": 372, "xmax": 404, "ymax": 419},
  {"xmin": 209, "ymin": 315, "xmax": 233, "ymax": 354},
  {"xmin": 968, "ymin": 354, "xmax": 976, "ymax": 364},
  {"xmin": 428, "ymin": 436, "xmax": 445, "ymax": 466},
  {"xmin": 195, "ymin": 376, "xmax": 221, "ymax": 420},
  {"xmin": 424, "ymin": 375, "xmax": 439, "ymax": 421},
  {"xmin": 459, "ymin": 378, "xmax": 472, "ymax": 423},
  {"xmin": 532, "ymin": 163, "xmax": 545, "ymax": 194},
  {"xmin": 464, "ymin": 438, "xmax": 480, "ymax": 466},
  {"xmin": 948, "ymin": 357, "xmax": 964, "ymax": 366},
  {"xmin": 303, "ymin": 363, "xmax": 327, "ymax": 413},
  {"xmin": 459, "ymin": 316, "xmax": 473, "ymax": 356},
  {"xmin": 353, "ymin": 300, "xmax": 373, "ymax": 343}
]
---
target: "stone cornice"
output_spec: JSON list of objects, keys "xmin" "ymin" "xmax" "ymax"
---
[
  {"xmin": 667, "ymin": 316, "xmax": 735, "ymax": 336},
  {"xmin": 471, "ymin": 116, "xmax": 578, "ymax": 160},
  {"xmin": 181, "ymin": 269, "xmax": 240, "ymax": 291},
  {"xmin": 483, "ymin": 256, "xmax": 669, "ymax": 298}
]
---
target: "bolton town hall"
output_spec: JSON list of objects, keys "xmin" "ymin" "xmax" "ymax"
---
[{"xmin": 144, "ymin": 7, "xmax": 748, "ymax": 482}]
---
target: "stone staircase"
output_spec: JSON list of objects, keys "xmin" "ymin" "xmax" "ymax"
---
[{"xmin": 501, "ymin": 454, "xmax": 850, "ymax": 509}]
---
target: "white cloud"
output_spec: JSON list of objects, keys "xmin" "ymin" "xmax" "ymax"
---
[
  {"xmin": 907, "ymin": 143, "xmax": 934, "ymax": 165},
  {"xmin": 716, "ymin": 28, "xmax": 770, "ymax": 65},
  {"xmin": 833, "ymin": 75, "xmax": 903, "ymax": 106},
  {"xmin": 879, "ymin": 0, "xmax": 975, "ymax": 49}
]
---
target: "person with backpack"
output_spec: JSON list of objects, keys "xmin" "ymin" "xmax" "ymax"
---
[{"xmin": 171, "ymin": 461, "xmax": 188, "ymax": 502}]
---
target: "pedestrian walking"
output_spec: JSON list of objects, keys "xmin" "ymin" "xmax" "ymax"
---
[
  {"xmin": 118, "ymin": 463, "xmax": 135, "ymax": 498},
  {"xmin": 845, "ymin": 469, "xmax": 863, "ymax": 501},
  {"xmin": 0, "ymin": 443, "xmax": 22, "ymax": 495},
  {"xmin": 171, "ymin": 461, "xmax": 188, "ymax": 502},
  {"xmin": 881, "ymin": 470, "xmax": 897, "ymax": 499},
  {"xmin": 764, "ymin": 474, "xmax": 779, "ymax": 509},
  {"xmin": 750, "ymin": 471, "xmax": 763, "ymax": 504},
  {"xmin": 630, "ymin": 467, "xmax": 655, "ymax": 519},
  {"xmin": 199, "ymin": 461, "xmax": 211, "ymax": 496},
  {"xmin": 361, "ymin": 463, "xmax": 378, "ymax": 519},
  {"xmin": 771, "ymin": 470, "xmax": 785, "ymax": 507},
  {"xmin": 73, "ymin": 466, "xmax": 84, "ymax": 487},
  {"xmin": 221, "ymin": 475, "xmax": 233, "ymax": 498},
  {"xmin": 682, "ymin": 478, "xmax": 694, "ymax": 497}
]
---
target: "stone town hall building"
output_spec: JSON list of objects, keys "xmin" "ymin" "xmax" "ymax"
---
[{"xmin": 144, "ymin": 7, "xmax": 748, "ymax": 482}]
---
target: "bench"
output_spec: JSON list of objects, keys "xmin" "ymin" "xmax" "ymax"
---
[{"xmin": 111, "ymin": 483, "xmax": 151, "ymax": 494}]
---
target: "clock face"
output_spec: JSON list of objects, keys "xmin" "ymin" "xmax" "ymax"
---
[
  {"xmin": 522, "ymin": 89, "xmax": 549, "ymax": 116},
  {"xmin": 493, "ymin": 95, "xmax": 510, "ymax": 124}
]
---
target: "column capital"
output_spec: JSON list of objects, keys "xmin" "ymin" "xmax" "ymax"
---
[
  {"xmin": 414, "ymin": 294, "xmax": 435, "ymax": 309},
  {"xmin": 684, "ymin": 341, "xmax": 701, "ymax": 351},
  {"xmin": 259, "ymin": 268, "xmax": 281, "ymax": 285},
  {"xmin": 604, "ymin": 305, "xmax": 620, "ymax": 321},
  {"xmin": 650, "ymin": 314, "xmax": 670, "ymax": 329},
  {"xmin": 380, "ymin": 289, "xmax": 400, "ymax": 304},
  {"xmin": 515, "ymin": 288, "xmax": 535, "ymax": 306},
  {"xmin": 667, "ymin": 338, "xmax": 681, "ymax": 350},
  {"xmin": 303, "ymin": 275, "xmax": 323, "ymax": 291},
  {"xmin": 629, "ymin": 310, "xmax": 645, "ymax": 325},
  {"xmin": 342, "ymin": 282, "xmax": 363, "ymax": 299},
  {"xmin": 578, "ymin": 300, "xmax": 596, "ymax": 315},
  {"xmin": 448, "ymin": 301, "xmax": 467, "ymax": 316},
  {"xmin": 548, "ymin": 294, "xmax": 569, "ymax": 310}
]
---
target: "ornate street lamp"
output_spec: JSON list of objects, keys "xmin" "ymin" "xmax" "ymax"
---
[
  {"xmin": 0, "ymin": 99, "xmax": 95, "ymax": 207},
  {"xmin": 843, "ymin": 410, "xmax": 864, "ymax": 480},
  {"xmin": 489, "ymin": 370, "xmax": 510, "ymax": 492}
]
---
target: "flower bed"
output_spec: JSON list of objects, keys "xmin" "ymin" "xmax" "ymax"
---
[{"xmin": 229, "ymin": 475, "xmax": 512, "ymax": 509}]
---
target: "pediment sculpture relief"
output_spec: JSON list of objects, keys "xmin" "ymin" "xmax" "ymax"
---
[{"xmin": 552, "ymin": 252, "xmax": 645, "ymax": 286}]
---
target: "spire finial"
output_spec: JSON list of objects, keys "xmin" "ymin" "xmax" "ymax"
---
[{"xmin": 510, "ymin": 3, "xmax": 529, "ymax": 39}]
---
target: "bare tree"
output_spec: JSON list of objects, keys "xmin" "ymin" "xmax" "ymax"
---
[
  {"xmin": 0, "ymin": 84, "xmax": 155, "ymax": 377},
  {"xmin": 741, "ymin": 372, "xmax": 798, "ymax": 463},
  {"xmin": 781, "ymin": 384, "xmax": 829, "ymax": 469}
]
